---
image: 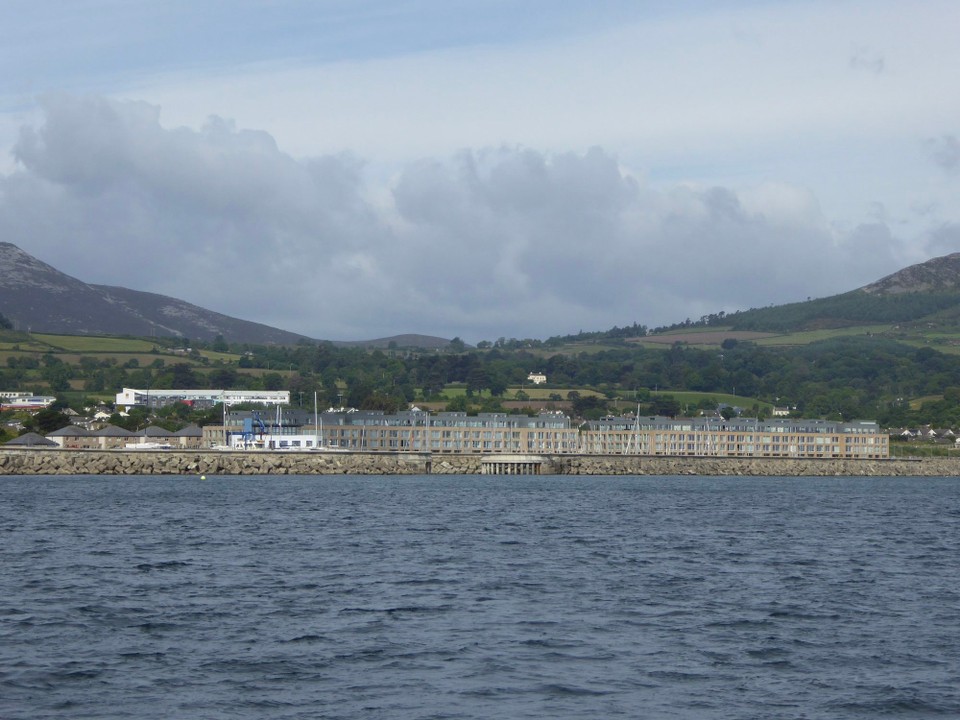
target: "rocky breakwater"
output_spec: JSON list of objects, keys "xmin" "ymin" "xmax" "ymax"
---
[
  {"xmin": 551, "ymin": 454, "xmax": 960, "ymax": 476},
  {"xmin": 2, "ymin": 449, "xmax": 959, "ymax": 476},
  {"xmin": 0, "ymin": 449, "xmax": 434, "ymax": 475}
]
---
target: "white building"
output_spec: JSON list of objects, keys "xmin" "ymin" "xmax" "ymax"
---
[
  {"xmin": 0, "ymin": 395, "xmax": 56, "ymax": 411},
  {"xmin": 527, "ymin": 372, "xmax": 547, "ymax": 385},
  {"xmin": 115, "ymin": 388, "xmax": 289, "ymax": 410}
]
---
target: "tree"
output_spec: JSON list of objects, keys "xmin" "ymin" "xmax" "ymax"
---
[
  {"xmin": 170, "ymin": 363, "xmax": 199, "ymax": 389},
  {"xmin": 445, "ymin": 395, "xmax": 469, "ymax": 412},
  {"xmin": 212, "ymin": 334, "xmax": 229, "ymax": 352},
  {"xmin": 487, "ymin": 372, "xmax": 508, "ymax": 397},
  {"xmin": 571, "ymin": 395, "xmax": 607, "ymax": 420},
  {"xmin": 34, "ymin": 408, "xmax": 70, "ymax": 433},
  {"xmin": 41, "ymin": 363, "xmax": 72, "ymax": 393},
  {"xmin": 262, "ymin": 372, "xmax": 285, "ymax": 391},
  {"xmin": 650, "ymin": 396, "xmax": 681, "ymax": 417},
  {"xmin": 465, "ymin": 367, "xmax": 488, "ymax": 397},
  {"xmin": 209, "ymin": 367, "xmax": 238, "ymax": 388}
]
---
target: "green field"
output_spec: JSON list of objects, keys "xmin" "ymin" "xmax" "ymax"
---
[
  {"xmin": 754, "ymin": 325, "xmax": 892, "ymax": 346},
  {"xmin": 32, "ymin": 334, "xmax": 158, "ymax": 352}
]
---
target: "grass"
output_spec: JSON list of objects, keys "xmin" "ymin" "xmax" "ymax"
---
[
  {"xmin": 32, "ymin": 334, "xmax": 158, "ymax": 352},
  {"xmin": 889, "ymin": 443, "xmax": 959, "ymax": 458},
  {"xmin": 649, "ymin": 390, "xmax": 774, "ymax": 410},
  {"xmin": 909, "ymin": 395, "xmax": 943, "ymax": 410},
  {"xmin": 527, "ymin": 344, "xmax": 625, "ymax": 356},
  {"xmin": 754, "ymin": 325, "xmax": 892, "ymax": 346}
]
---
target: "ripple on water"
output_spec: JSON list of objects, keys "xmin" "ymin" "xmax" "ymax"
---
[{"xmin": 1, "ymin": 474, "xmax": 959, "ymax": 720}]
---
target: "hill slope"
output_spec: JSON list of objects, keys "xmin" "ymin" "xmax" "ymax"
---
[
  {"xmin": 0, "ymin": 242, "xmax": 310, "ymax": 344},
  {"xmin": 722, "ymin": 253, "xmax": 960, "ymax": 333}
]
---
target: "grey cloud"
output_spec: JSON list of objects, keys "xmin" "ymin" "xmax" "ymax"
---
[
  {"xmin": 926, "ymin": 134, "xmax": 960, "ymax": 173},
  {"xmin": 0, "ymin": 94, "xmax": 912, "ymax": 342},
  {"xmin": 3, "ymin": 94, "xmax": 388, "ymax": 338},
  {"xmin": 923, "ymin": 222, "xmax": 960, "ymax": 258},
  {"xmin": 849, "ymin": 46, "xmax": 885, "ymax": 75},
  {"xmin": 390, "ymin": 150, "xmax": 904, "ymax": 336}
]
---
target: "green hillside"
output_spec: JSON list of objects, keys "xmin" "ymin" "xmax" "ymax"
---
[{"xmin": 8, "ymin": 254, "xmax": 960, "ymax": 436}]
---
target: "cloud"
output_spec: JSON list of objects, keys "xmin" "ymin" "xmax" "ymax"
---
[
  {"xmin": 849, "ymin": 46, "xmax": 886, "ymax": 75},
  {"xmin": 924, "ymin": 222, "xmax": 960, "ymax": 258},
  {"xmin": 0, "ymin": 95, "xmax": 928, "ymax": 342},
  {"xmin": 926, "ymin": 135, "xmax": 960, "ymax": 173}
]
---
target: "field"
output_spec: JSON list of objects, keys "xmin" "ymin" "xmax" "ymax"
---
[
  {"xmin": 755, "ymin": 325, "xmax": 891, "ymax": 346},
  {"xmin": 631, "ymin": 324, "xmax": 913, "ymax": 349},
  {"xmin": 632, "ymin": 330, "xmax": 775, "ymax": 346},
  {"xmin": 31, "ymin": 334, "xmax": 159, "ymax": 352}
]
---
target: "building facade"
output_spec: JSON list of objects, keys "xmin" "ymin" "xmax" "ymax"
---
[
  {"xmin": 207, "ymin": 410, "xmax": 888, "ymax": 459},
  {"xmin": 116, "ymin": 388, "xmax": 290, "ymax": 410},
  {"xmin": 579, "ymin": 416, "xmax": 888, "ymax": 459},
  {"xmin": 212, "ymin": 409, "xmax": 580, "ymax": 453}
]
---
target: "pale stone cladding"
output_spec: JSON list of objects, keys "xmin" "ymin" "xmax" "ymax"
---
[
  {"xmin": 215, "ymin": 409, "xmax": 580, "ymax": 454},
  {"xmin": 205, "ymin": 410, "xmax": 888, "ymax": 459},
  {"xmin": 579, "ymin": 416, "xmax": 888, "ymax": 459},
  {"xmin": 314, "ymin": 410, "xmax": 579, "ymax": 454}
]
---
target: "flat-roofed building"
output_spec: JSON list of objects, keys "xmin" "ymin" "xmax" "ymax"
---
[
  {"xmin": 115, "ymin": 388, "xmax": 289, "ymax": 410},
  {"xmin": 212, "ymin": 409, "xmax": 580, "ymax": 453},
  {"xmin": 579, "ymin": 416, "xmax": 888, "ymax": 459}
]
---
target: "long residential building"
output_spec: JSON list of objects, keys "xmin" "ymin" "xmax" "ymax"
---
[
  {"xmin": 580, "ymin": 416, "xmax": 888, "ymax": 459},
  {"xmin": 204, "ymin": 409, "xmax": 888, "ymax": 459},
  {"xmin": 209, "ymin": 409, "xmax": 580, "ymax": 453}
]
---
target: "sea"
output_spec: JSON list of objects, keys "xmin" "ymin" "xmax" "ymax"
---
[{"xmin": 2, "ymin": 474, "xmax": 959, "ymax": 719}]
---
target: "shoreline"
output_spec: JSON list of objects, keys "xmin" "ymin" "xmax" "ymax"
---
[{"xmin": 1, "ymin": 449, "xmax": 956, "ymax": 476}]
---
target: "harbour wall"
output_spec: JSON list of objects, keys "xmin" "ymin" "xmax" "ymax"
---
[{"xmin": 0, "ymin": 449, "xmax": 955, "ymax": 476}]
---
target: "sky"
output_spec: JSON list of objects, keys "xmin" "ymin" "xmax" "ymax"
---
[{"xmin": 0, "ymin": 0, "xmax": 957, "ymax": 343}]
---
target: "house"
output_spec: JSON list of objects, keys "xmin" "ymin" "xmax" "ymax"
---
[
  {"xmin": 46, "ymin": 425, "xmax": 98, "ymax": 449},
  {"xmin": 173, "ymin": 424, "xmax": 204, "ymax": 448},
  {"xmin": 92, "ymin": 424, "xmax": 138, "ymax": 449},
  {"xmin": 5, "ymin": 432, "xmax": 58, "ymax": 448},
  {"xmin": 124, "ymin": 425, "xmax": 204, "ymax": 449},
  {"xmin": 527, "ymin": 373, "xmax": 547, "ymax": 385}
]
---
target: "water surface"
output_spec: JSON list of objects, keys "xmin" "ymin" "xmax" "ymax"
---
[{"xmin": 2, "ymin": 474, "xmax": 959, "ymax": 719}]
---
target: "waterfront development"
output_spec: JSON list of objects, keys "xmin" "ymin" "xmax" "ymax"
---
[{"xmin": 209, "ymin": 410, "xmax": 889, "ymax": 459}]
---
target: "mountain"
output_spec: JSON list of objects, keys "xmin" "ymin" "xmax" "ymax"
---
[
  {"xmin": 0, "ymin": 243, "xmax": 458, "ymax": 348},
  {"xmin": 861, "ymin": 252, "xmax": 960, "ymax": 295},
  {"xmin": 716, "ymin": 253, "xmax": 960, "ymax": 333},
  {"xmin": 0, "ymin": 242, "xmax": 312, "ymax": 344}
]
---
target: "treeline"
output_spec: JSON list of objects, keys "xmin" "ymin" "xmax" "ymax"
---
[
  {"xmin": 724, "ymin": 292, "xmax": 960, "ymax": 332},
  {"xmin": 628, "ymin": 292, "xmax": 960, "ymax": 337},
  {"xmin": 192, "ymin": 336, "xmax": 960, "ymax": 424},
  {"xmin": 7, "ymin": 332, "xmax": 960, "ymax": 428}
]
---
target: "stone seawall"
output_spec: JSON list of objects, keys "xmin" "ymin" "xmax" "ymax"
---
[{"xmin": 1, "ymin": 449, "xmax": 957, "ymax": 476}]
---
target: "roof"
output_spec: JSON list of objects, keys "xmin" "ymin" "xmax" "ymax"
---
[
  {"xmin": 174, "ymin": 424, "xmax": 203, "ymax": 437},
  {"xmin": 142, "ymin": 425, "xmax": 172, "ymax": 437},
  {"xmin": 46, "ymin": 425, "xmax": 93, "ymax": 437},
  {"xmin": 6, "ymin": 432, "xmax": 59, "ymax": 447},
  {"xmin": 93, "ymin": 424, "xmax": 137, "ymax": 437}
]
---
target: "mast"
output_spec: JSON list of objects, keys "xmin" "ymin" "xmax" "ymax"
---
[{"xmin": 314, "ymin": 391, "xmax": 322, "ymax": 448}]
